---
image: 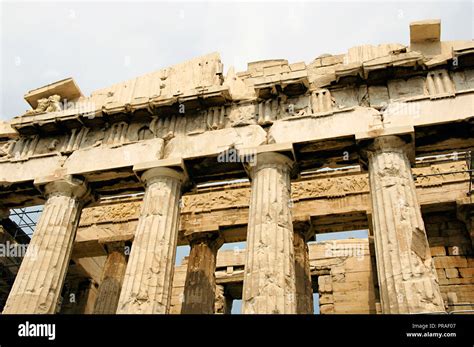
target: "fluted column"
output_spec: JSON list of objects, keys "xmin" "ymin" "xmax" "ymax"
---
[
  {"xmin": 367, "ymin": 135, "xmax": 444, "ymax": 313},
  {"xmin": 294, "ymin": 223, "xmax": 314, "ymax": 314},
  {"xmin": 181, "ymin": 232, "xmax": 223, "ymax": 314},
  {"xmin": 117, "ymin": 167, "xmax": 184, "ymax": 314},
  {"xmin": 242, "ymin": 152, "xmax": 296, "ymax": 314},
  {"xmin": 3, "ymin": 176, "xmax": 89, "ymax": 314},
  {"xmin": 93, "ymin": 238, "xmax": 129, "ymax": 314}
]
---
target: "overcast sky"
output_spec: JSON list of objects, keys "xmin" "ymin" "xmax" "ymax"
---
[{"xmin": 0, "ymin": 0, "xmax": 472, "ymax": 120}]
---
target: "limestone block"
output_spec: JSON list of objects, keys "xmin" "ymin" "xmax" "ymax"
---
[
  {"xmin": 319, "ymin": 294, "xmax": 334, "ymax": 305},
  {"xmin": 227, "ymin": 103, "xmax": 257, "ymax": 127},
  {"xmin": 319, "ymin": 303, "xmax": 335, "ymax": 314},
  {"xmin": 459, "ymin": 268, "xmax": 474, "ymax": 278},
  {"xmin": 410, "ymin": 19, "xmax": 441, "ymax": 44},
  {"xmin": 368, "ymin": 86, "xmax": 390, "ymax": 108},
  {"xmin": 434, "ymin": 256, "xmax": 468, "ymax": 269},
  {"xmin": 387, "ymin": 77, "xmax": 426, "ymax": 100},
  {"xmin": 445, "ymin": 268, "xmax": 459, "ymax": 279},
  {"xmin": 224, "ymin": 67, "xmax": 256, "ymax": 101},
  {"xmin": 436, "ymin": 269, "xmax": 447, "ymax": 280},
  {"xmin": 452, "ymin": 70, "xmax": 474, "ymax": 91},
  {"xmin": 164, "ymin": 125, "xmax": 266, "ymax": 160},
  {"xmin": 318, "ymin": 275, "xmax": 333, "ymax": 294},
  {"xmin": 268, "ymin": 106, "xmax": 380, "ymax": 145},
  {"xmin": 0, "ymin": 155, "xmax": 64, "ymax": 184},
  {"xmin": 430, "ymin": 246, "xmax": 446, "ymax": 256},
  {"xmin": 65, "ymin": 138, "xmax": 164, "ymax": 175}
]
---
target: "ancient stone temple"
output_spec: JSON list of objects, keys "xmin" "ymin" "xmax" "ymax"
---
[{"xmin": 0, "ymin": 19, "xmax": 473, "ymax": 314}]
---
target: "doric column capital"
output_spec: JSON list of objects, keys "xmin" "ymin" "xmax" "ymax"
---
[
  {"xmin": 140, "ymin": 167, "xmax": 186, "ymax": 186},
  {"xmin": 256, "ymin": 151, "xmax": 294, "ymax": 168},
  {"xmin": 185, "ymin": 229, "xmax": 224, "ymax": 251},
  {"xmin": 248, "ymin": 151, "xmax": 295, "ymax": 180},
  {"xmin": 357, "ymin": 131, "xmax": 415, "ymax": 169},
  {"xmin": 293, "ymin": 216, "xmax": 314, "ymax": 242},
  {"xmin": 369, "ymin": 135, "xmax": 411, "ymax": 154},
  {"xmin": 38, "ymin": 175, "xmax": 90, "ymax": 201},
  {"xmin": 99, "ymin": 234, "xmax": 134, "ymax": 254}
]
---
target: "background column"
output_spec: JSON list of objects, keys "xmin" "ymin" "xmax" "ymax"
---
[
  {"xmin": 294, "ymin": 220, "xmax": 314, "ymax": 314},
  {"xmin": 93, "ymin": 236, "xmax": 130, "ymax": 314},
  {"xmin": 181, "ymin": 231, "xmax": 223, "ymax": 314}
]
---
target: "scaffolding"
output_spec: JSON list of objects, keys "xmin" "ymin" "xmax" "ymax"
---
[{"xmin": 8, "ymin": 206, "xmax": 42, "ymax": 241}]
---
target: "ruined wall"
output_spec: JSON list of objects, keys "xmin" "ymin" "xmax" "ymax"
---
[
  {"xmin": 310, "ymin": 239, "xmax": 378, "ymax": 314},
  {"xmin": 425, "ymin": 210, "xmax": 474, "ymax": 312}
]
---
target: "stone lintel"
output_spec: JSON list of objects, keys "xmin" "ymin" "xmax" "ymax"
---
[
  {"xmin": 241, "ymin": 142, "xmax": 295, "ymax": 160},
  {"xmin": 355, "ymin": 125, "xmax": 415, "ymax": 143},
  {"xmin": 98, "ymin": 234, "xmax": 134, "ymax": 245}
]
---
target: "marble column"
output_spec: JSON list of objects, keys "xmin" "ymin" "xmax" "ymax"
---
[
  {"xmin": 293, "ymin": 222, "xmax": 314, "ymax": 314},
  {"xmin": 117, "ymin": 167, "xmax": 185, "ymax": 314},
  {"xmin": 367, "ymin": 135, "xmax": 445, "ymax": 313},
  {"xmin": 242, "ymin": 152, "xmax": 297, "ymax": 314},
  {"xmin": 3, "ymin": 176, "xmax": 89, "ymax": 314},
  {"xmin": 181, "ymin": 232, "xmax": 223, "ymax": 314},
  {"xmin": 93, "ymin": 238, "xmax": 129, "ymax": 314}
]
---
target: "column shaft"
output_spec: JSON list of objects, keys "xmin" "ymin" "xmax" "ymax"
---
[
  {"xmin": 3, "ymin": 177, "xmax": 88, "ymax": 314},
  {"xmin": 181, "ymin": 233, "xmax": 222, "ymax": 314},
  {"xmin": 117, "ymin": 167, "xmax": 184, "ymax": 314},
  {"xmin": 294, "ymin": 229, "xmax": 314, "ymax": 314},
  {"xmin": 367, "ymin": 136, "xmax": 444, "ymax": 313},
  {"xmin": 242, "ymin": 152, "xmax": 297, "ymax": 314},
  {"xmin": 93, "ymin": 241, "xmax": 128, "ymax": 314}
]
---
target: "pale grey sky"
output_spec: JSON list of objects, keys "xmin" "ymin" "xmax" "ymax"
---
[{"xmin": 1, "ymin": 0, "xmax": 472, "ymax": 120}]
